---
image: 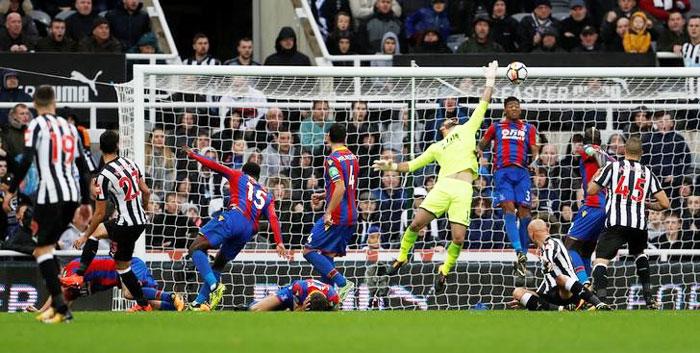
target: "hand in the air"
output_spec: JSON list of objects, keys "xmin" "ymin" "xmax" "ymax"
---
[{"xmin": 372, "ymin": 160, "xmax": 394, "ymax": 172}]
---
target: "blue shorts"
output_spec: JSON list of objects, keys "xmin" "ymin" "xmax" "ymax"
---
[
  {"xmin": 305, "ymin": 218, "xmax": 355, "ymax": 256},
  {"xmin": 201, "ymin": 209, "xmax": 254, "ymax": 261},
  {"xmin": 493, "ymin": 167, "xmax": 532, "ymax": 208},
  {"xmin": 131, "ymin": 258, "xmax": 157, "ymax": 288},
  {"xmin": 275, "ymin": 286, "xmax": 295, "ymax": 311},
  {"xmin": 568, "ymin": 205, "xmax": 606, "ymax": 242}
]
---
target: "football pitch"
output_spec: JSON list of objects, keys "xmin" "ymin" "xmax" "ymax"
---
[{"xmin": 1, "ymin": 311, "xmax": 697, "ymax": 353}]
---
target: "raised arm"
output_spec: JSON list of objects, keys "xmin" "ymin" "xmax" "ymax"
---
[
  {"xmin": 463, "ymin": 61, "xmax": 497, "ymax": 134},
  {"xmin": 183, "ymin": 146, "xmax": 240, "ymax": 179}
]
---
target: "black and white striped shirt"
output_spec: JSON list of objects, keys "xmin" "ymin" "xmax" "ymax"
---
[
  {"xmin": 682, "ymin": 42, "xmax": 700, "ymax": 67},
  {"xmin": 593, "ymin": 159, "xmax": 662, "ymax": 230},
  {"xmin": 537, "ymin": 236, "xmax": 578, "ymax": 294},
  {"xmin": 18, "ymin": 114, "xmax": 87, "ymax": 204},
  {"xmin": 95, "ymin": 157, "xmax": 148, "ymax": 226},
  {"xmin": 182, "ymin": 55, "xmax": 221, "ymax": 65}
]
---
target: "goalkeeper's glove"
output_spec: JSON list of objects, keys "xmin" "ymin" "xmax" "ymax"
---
[
  {"xmin": 484, "ymin": 60, "xmax": 498, "ymax": 88},
  {"xmin": 372, "ymin": 160, "xmax": 398, "ymax": 172}
]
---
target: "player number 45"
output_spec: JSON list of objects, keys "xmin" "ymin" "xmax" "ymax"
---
[{"xmin": 614, "ymin": 176, "xmax": 646, "ymax": 202}]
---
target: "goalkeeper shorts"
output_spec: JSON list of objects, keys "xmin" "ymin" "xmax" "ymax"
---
[{"xmin": 419, "ymin": 178, "xmax": 474, "ymax": 227}]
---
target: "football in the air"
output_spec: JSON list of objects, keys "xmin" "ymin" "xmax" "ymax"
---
[{"xmin": 506, "ymin": 61, "xmax": 528, "ymax": 84}]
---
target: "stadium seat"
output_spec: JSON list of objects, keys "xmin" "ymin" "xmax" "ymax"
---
[{"xmin": 55, "ymin": 10, "xmax": 76, "ymax": 20}]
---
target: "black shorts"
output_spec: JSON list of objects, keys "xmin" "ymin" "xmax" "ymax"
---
[
  {"xmin": 538, "ymin": 287, "xmax": 580, "ymax": 306},
  {"xmin": 105, "ymin": 220, "xmax": 146, "ymax": 262},
  {"xmin": 595, "ymin": 225, "xmax": 648, "ymax": 260},
  {"xmin": 33, "ymin": 202, "xmax": 79, "ymax": 246}
]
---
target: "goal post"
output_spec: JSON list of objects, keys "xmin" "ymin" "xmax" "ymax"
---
[{"xmin": 118, "ymin": 64, "xmax": 700, "ymax": 310}]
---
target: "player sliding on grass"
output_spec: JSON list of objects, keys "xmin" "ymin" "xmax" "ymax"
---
[
  {"xmin": 374, "ymin": 60, "xmax": 498, "ymax": 292},
  {"xmin": 249, "ymin": 279, "xmax": 339, "ymax": 311},
  {"xmin": 510, "ymin": 219, "xmax": 611, "ymax": 311},
  {"xmin": 183, "ymin": 146, "xmax": 288, "ymax": 311},
  {"xmin": 33, "ymin": 257, "xmax": 185, "ymax": 317}
]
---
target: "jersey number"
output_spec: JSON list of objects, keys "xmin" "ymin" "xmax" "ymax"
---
[
  {"xmin": 50, "ymin": 133, "xmax": 75, "ymax": 165},
  {"xmin": 614, "ymin": 176, "xmax": 646, "ymax": 202},
  {"xmin": 119, "ymin": 169, "xmax": 141, "ymax": 201},
  {"xmin": 247, "ymin": 182, "xmax": 267, "ymax": 210},
  {"xmin": 348, "ymin": 165, "xmax": 355, "ymax": 189}
]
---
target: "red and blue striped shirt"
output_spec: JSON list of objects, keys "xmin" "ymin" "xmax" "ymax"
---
[
  {"xmin": 579, "ymin": 149, "xmax": 606, "ymax": 208},
  {"xmin": 291, "ymin": 279, "xmax": 340, "ymax": 307},
  {"xmin": 483, "ymin": 120, "xmax": 537, "ymax": 170},
  {"xmin": 325, "ymin": 146, "xmax": 359, "ymax": 226}
]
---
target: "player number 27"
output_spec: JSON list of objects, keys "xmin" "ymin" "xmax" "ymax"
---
[
  {"xmin": 614, "ymin": 176, "xmax": 646, "ymax": 202},
  {"xmin": 118, "ymin": 169, "xmax": 141, "ymax": 201},
  {"xmin": 247, "ymin": 182, "xmax": 267, "ymax": 210}
]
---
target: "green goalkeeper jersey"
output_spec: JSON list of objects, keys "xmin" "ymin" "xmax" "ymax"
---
[{"xmin": 408, "ymin": 100, "xmax": 488, "ymax": 178}]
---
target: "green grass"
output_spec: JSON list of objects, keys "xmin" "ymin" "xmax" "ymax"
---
[{"xmin": 1, "ymin": 311, "xmax": 698, "ymax": 353}]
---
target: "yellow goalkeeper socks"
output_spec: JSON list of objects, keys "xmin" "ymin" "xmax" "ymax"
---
[
  {"xmin": 397, "ymin": 227, "xmax": 419, "ymax": 262},
  {"xmin": 441, "ymin": 242, "xmax": 463, "ymax": 275}
]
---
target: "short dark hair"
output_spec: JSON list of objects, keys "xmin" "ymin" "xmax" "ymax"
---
[
  {"xmin": 306, "ymin": 291, "xmax": 332, "ymax": 311},
  {"xmin": 583, "ymin": 127, "xmax": 601, "ymax": 145},
  {"xmin": 503, "ymin": 96, "xmax": 520, "ymax": 108},
  {"xmin": 351, "ymin": 100, "xmax": 367, "ymax": 110},
  {"xmin": 242, "ymin": 162, "xmax": 261, "ymax": 180},
  {"xmin": 312, "ymin": 100, "xmax": 328, "ymax": 110},
  {"xmin": 688, "ymin": 15, "xmax": 700, "ymax": 22},
  {"xmin": 192, "ymin": 32, "xmax": 208, "ymax": 44},
  {"xmin": 33, "ymin": 85, "xmax": 55, "ymax": 108},
  {"xmin": 99, "ymin": 130, "xmax": 120, "ymax": 154},
  {"xmin": 51, "ymin": 18, "xmax": 65, "ymax": 25},
  {"xmin": 237, "ymin": 37, "xmax": 252, "ymax": 45},
  {"xmin": 328, "ymin": 123, "xmax": 346, "ymax": 143}
]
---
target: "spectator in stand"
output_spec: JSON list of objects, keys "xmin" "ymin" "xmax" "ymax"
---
[
  {"xmin": 224, "ymin": 37, "xmax": 260, "ymax": 65},
  {"xmin": 144, "ymin": 127, "xmax": 176, "ymax": 194},
  {"xmin": 299, "ymin": 100, "xmax": 331, "ymax": 156},
  {"xmin": 308, "ymin": 0, "xmax": 351, "ymax": 39},
  {"xmin": 168, "ymin": 109, "xmax": 199, "ymax": 149},
  {"xmin": 355, "ymin": 191, "xmax": 379, "ymax": 248},
  {"xmin": 489, "ymin": 0, "xmax": 519, "ymax": 52},
  {"xmin": 647, "ymin": 209, "xmax": 666, "ymax": 241},
  {"xmin": 105, "ymin": 0, "xmax": 150, "ymax": 52},
  {"xmin": 572, "ymin": 25, "xmax": 602, "ymax": 52},
  {"xmin": 380, "ymin": 108, "xmax": 423, "ymax": 156},
  {"xmin": 326, "ymin": 11, "xmax": 359, "ymax": 54},
  {"xmin": 372, "ymin": 170, "xmax": 407, "ymax": 240},
  {"xmin": 639, "ymin": 0, "xmax": 690, "ymax": 22},
  {"xmin": 264, "ymin": 26, "xmax": 311, "ymax": 66},
  {"xmin": 0, "ymin": 11, "xmax": 35, "ymax": 51},
  {"xmin": 682, "ymin": 15, "xmax": 700, "ymax": 67},
  {"xmin": 1, "ymin": 103, "xmax": 30, "ymax": 166},
  {"xmin": 370, "ymin": 31, "xmax": 399, "ymax": 67},
  {"xmin": 623, "ymin": 11, "xmax": 653, "ymax": 53},
  {"xmin": 602, "ymin": 0, "xmax": 651, "ymax": 37},
  {"xmin": 35, "ymin": 18, "xmax": 76, "ymax": 52},
  {"xmin": 560, "ymin": 0, "xmax": 596, "ymax": 51},
  {"xmin": 653, "ymin": 212, "xmax": 688, "ymax": 249},
  {"xmin": 405, "ymin": 0, "xmax": 450, "ymax": 48},
  {"xmin": 77, "ymin": 17, "xmax": 122, "ymax": 53},
  {"xmin": 267, "ymin": 176, "xmax": 304, "ymax": 247},
  {"xmin": 356, "ymin": 130, "xmax": 381, "ymax": 190},
  {"xmin": 330, "ymin": 31, "xmax": 359, "ymax": 65},
  {"xmin": 346, "ymin": 100, "xmax": 377, "ymax": 149},
  {"xmin": 0, "ymin": 0, "xmax": 38, "ymax": 37},
  {"xmin": 682, "ymin": 195, "xmax": 700, "ymax": 237},
  {"xmin": 604, "ymin": 16, "xmax": 629, "ymax": 51},
  {"xmin": 191, "ymin": 146, "xmax": 222, "ymax": 216},
  {"xmin": 670, "ymin": 176, "xmax": 693, "ymax": 211},
  {"xmin": 260, "ymin": 130, "xmax": 296, "ymax": 182},
  {"xmin": 518, "ymin": 0, "xmax": 560, "ymax": 53},
  {"xmin": 606, "ymin": 132, "xmax": 626, "ymax": 160},
  {"xmin": 533, "ymin": 26, "xmax": 565, "ymax": 52},
  {"xmin": 0, "ymin": 70, "xmax": 31, "ymax": 125},
  {"xmin": 658, "ymin": 11, "xmax": 688, "ymax": 53},
  {"xmin": 290, "ymin": 149, "xmax": 320, "ymax": 197},
  {"xmin": 642, "ymin": 111, "xmax": 691, "ymax": 187},
  {"xmin": 626, "ymin": 105, "xmax": 653, "ymax": 135},
  {"xmin": 534, "ymin": 166, "xmax": 560, "ymax": 218},
  {"xmin": 218, "ymin": 77, "xmax": 268, "ymax": 131},
  {"xmin": 468, "ymin": 196, "xmax": 505, "ymax": 250},
  {"xmin": 248, "ymin": 108, "xmax": 285, "ymax": 151},
  {"xmin": 130, "ymin": 31, "xmax": 160, "ymax": 54},
  {"xmin": 457, "ymin": 16, "xmax": 504, "ymax": 53},
  {"xmin": 559, "ymin": 201, "xmax": 575, "ymax": 235},
  {"xmin": 222, "ymin": 136, "xmax": 255, "ymax": 170},
  {"xmin": 349, "ymin": 0, "xmax": 401, "ymax": 23},
  {"xmin": 357, "ymin": 0, "xmax": 403, "ymax": 53},
  {"xmin": 182, "ymin": 33, "xmax": 220, "ymax": 65},
  {"xmin": 149, "ymin": 192, "xmax": 187, "ymax": 248},
  {"xmin": 65, "ymin": 0, "xmax": 99, "ymax": 42},
  {"xmin": 410, "ymin": 28, "xmax": 452, "ymax": 53}
]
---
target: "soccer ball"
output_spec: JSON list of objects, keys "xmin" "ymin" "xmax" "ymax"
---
[{"xmin": 506, "ymin": 62, "xmax": 528, "ymax": 85}]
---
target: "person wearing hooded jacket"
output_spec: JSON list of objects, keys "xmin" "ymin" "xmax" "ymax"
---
[
  {"xmin": 0, "ymin": 70, "xmax": 31, "ymax": 125},
  {"xmin": 370, "ymin": 31, "xmax": 399, "ymax": 67},
  {"xmin": 356, "ymin": 0, "xmax": 403, "ymax": 54},
  {"xmin": 264, "ymin": 27, "xmax": 311, "ymax": 66},
  {"xmin": 105, "ymin": 0, "xmax": 151, "ymax": 51},
  {"xmin": 410, "ymin": 28, "xmax": 452, "ymax": 53}
]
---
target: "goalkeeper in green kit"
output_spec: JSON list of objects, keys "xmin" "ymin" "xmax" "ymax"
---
[{"xmin": 373, "ymin": 60, "xmax": 498, "ymax": 292}]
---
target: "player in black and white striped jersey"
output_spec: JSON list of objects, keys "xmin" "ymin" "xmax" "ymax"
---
[
  {"xmin": 510, "ymin": 219, "xmax": 610, "ymax": 311},
  {"xmin": 1, "ymin": 86, "xmax": 93, "ymax": 323},
  {"xmin": 588, "ymin": 136, "xmax": 670, "ymax": 309},
  {"xmin": 61, "ymin": 130, "xmax": 153, "ymax": 312}
]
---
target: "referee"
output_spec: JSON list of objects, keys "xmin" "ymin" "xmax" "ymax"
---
[{"xmin": 587, "ymin": 136, "xmax": 669, "ymax": 308}]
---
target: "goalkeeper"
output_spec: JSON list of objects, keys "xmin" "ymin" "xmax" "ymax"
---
[{"xmin": 373, "ymin": 60, "xmax": 498, "ymax": 292}]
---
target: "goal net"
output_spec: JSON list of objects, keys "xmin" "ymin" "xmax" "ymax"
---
[{"xmin": 115, "ymin": 65, "xmax": 700, "ymax": 310}]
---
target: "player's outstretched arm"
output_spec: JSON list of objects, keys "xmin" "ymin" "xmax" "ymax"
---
[
  {"xmin": 463, "ymin": 61, "xmax": 497, "ymax": 134},
  {"xmin": 373, "ymin": 146, "xmax": 435, "ymax": 174},
  {"xmin": 249, "ymin": 295, "xmax": 282, "ymax": 312},
  {"xmin": 181, "ymin": 145, "xmax": 239, "ymax": 178}
]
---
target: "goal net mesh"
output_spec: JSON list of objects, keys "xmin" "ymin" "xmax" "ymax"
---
[{"xmin": 115, "ymin": 70, "xmax": 700, "ymax": 310}]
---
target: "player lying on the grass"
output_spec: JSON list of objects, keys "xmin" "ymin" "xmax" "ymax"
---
[
  {"xmin": 373, "ymin": 60, "xmax": 498, "ymax": 292},
  {"xmin": 249, "ymin": 279, "xmax": 339, "ymax": 312},
  {"xmin": 31, "ymin": 256, "xmax": 185, "ymax": 315},
  {"xmin": 510, "ymin": 219, "xmax": 611, "ymax": 311},
  {"xmin": 183, "ymin": 145, "xmax": 288, "ymax": 311}
]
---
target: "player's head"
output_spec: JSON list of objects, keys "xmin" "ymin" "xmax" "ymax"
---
[
  {"xmin": 624, "ymin": 136, "xmax": 643, "ymax": 160},
  {"xmin": 242, "ymin": 162, "xmax": 261, "ymax": 180},
  {"xmin": 328, "ymin": 123, "xmax": 346, "ymax": 144},
  {"xmin": 503, "ymin": 96, "xmax": 521, "ymax": 121},
  {"xmin": 527, "ymin": 218, "xmax": 549, "ymax": 243},
  {"xmin": 440, "ymin": 116, "xmax": 460, "ymax": 137},
  {"xmin": 304, "ymin": 291, "xmax": 332, "ymax": 311},
  {"xmin": 99, "ymin": 130, "xmax": 120, "ymax": 155},
  {"xmin": 33, "ymin": 85, "xmax": 56, "ymax": 110},
  {"xmin": 583, "ymin": 127, "xmax": 601, "ymax": 146}
]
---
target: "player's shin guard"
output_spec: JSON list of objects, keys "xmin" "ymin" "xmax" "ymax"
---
[
  {"xmin": 591, "ymin": 264, "xmax": 608, "ymax": 301},
  {"xmin": 304, "ymin": 251, "xmax": 346, "ymax": 287},
  {"xmin": 635, "ymin": 254, "xmax": 651, "ymax": 295},
  {"xmin": 568, "ymin": 249, "xmax": 589, "ymax": 284},
  {"xmin": 192, "ymin": 250, "xmax": 217, "ymax": 291},
  {"xmin": 440, "ymin": 242, "xmax": 462, "ymax": 276},
  {"xmin": 76, "ymin": 236, "xmax": 99, "ymax": 276},
  {"xmin": 397, "ymin": 227, "xmax": 419, "ymax": 262},
  {"xmin": 565, "ymin": 277, "xmax": 602, "ymax": 306},
  {"xmin": 118, "ymin": 267, "xmax": 148, "ymax": 307},
  {"xmin": 518, "ymin": 216, "xmax": 531, "ymax": 253},
  {"xmin": 504, "ymin": 213, "xmax": 522, "ymax": 253},
  {"xmin": 37, "ymin": 253, "xmax": 68, "ymax": 314}
]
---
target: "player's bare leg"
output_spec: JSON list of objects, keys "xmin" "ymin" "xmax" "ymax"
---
[
  {"xmin": 249, "ymin": 295, "xmax": 283, "ymax": 312},
  {"xmin": 389, "ymin": 208, "xmax": 436, "ymax": 275},
  {"xmin": 554, "ymin": 275, "xmax": 611, "ymax": 311},
  {"xmin": 433, "ymin": 222, "xmax": 466, "ymax": 293}
]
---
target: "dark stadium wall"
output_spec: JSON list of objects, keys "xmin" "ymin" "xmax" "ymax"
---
[{"xmin": 160, "ymin": 0, "xmax": 253, "ymax": 63}]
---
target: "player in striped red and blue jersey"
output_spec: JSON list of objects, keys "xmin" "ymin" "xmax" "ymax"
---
[
  {"xmin": 565, "ymin": 128, "xmax": 615, "ymax": 285},
  {"xmin": 250, "ymin": 279, "xmax": 340, "ymax": 311},
  {"xmin": 479, "ymin": 96, "xmax": 539, "ymax": 278},
  {"xmin": 304, "ymin": 123, "xmax": 359, "ymax": 302},
  {"xmin": 183, "ymin": 146, "xmax": 288, "ymax": 311}
]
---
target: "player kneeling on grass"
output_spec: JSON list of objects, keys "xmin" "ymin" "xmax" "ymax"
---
[
  {"xmin": 510, "ymin": 219, "xmax": 611, "ymax": 311},
  {"xmin": 249, "ymin": 279, "xmax": 339, "ymax": 312},
  {"xmin": 32, "ymin": 257, "xmax": 185, "ymax": 315}
]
